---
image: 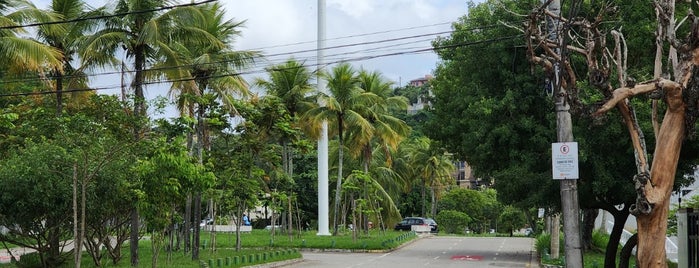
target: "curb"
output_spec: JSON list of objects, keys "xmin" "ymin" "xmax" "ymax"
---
[
  {"xmin": 245, "ymin": 257, "xmax": 304, "ymax": 268},
  {"xmin": 296, "ymin": 232, "xmax": 426, "ymax": 254}
]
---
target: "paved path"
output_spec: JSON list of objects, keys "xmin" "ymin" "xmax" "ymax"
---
[{"xmin": 290, "ymin": 236, "xmax": 537, "ymax": 268}]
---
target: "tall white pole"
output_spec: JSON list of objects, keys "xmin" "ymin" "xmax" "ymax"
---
[{"xmin": 316, "ymin": 0, "xmax": 331, "ymax": 236}]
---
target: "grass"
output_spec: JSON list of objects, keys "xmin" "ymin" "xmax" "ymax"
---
[
  {"xmin": 1, "ymin": 229, "xmax": 417, "ymax": 267},
  {"xmin": 535, "ymin": 231, "xmax": 637, "ymax": 268},
  {"xmin": 212, "ymin": 229, "xmax": 418, "ymax": 250}
]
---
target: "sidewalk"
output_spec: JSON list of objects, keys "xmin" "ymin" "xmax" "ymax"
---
[
  {"xmin": 0, "ymin": 239, "xmax": 83, "ymax": 264},
  {"xmin": 0, "ymin": 246, "xmax": 33, "ymax": 263}
]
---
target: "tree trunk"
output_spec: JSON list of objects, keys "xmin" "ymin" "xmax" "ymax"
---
[
  {"xmin": 271, "ymin": 192, "xmax": 276, "ymax": 243},
  {"xmin": 288, "ymin": 196, "xmax": 293, "ymax": 240},
  {"xmin": 581, "ymin": 209, "xmax": 598, "ymax": 251},
  {"xmin": 603, "ymin": 206, "xmax": 629, "ymax": 268},
  {"xmin": 637, "ymin": 80, "xmax": 684, "ymax": 267},
  {"xmin": 192, "ymin": 99, "xmax": 206, "ymax": 260},
  {"xmin": 430, "ymin": 174, "xmax": 437, "ymax": 217},
  {"xmin": 619, "ymin": 233, "xmax": 638, "ymax": 268},
  {"xmin": 210, "ymin": 201, "xmax": 216, "ymax": 252},
  {"xmin": 78, "ymin": 167, "xmax": 88, "ymax": 268},
  {"xmin": 333, "ymin": 118, "xmax": 344, "ymax": 235},
  {"xmin": 351, "ymin": 193, "xmax": 357, "ymax": 242},
  {"xmin": 235, "ymin": 203, "xmax": 243, "ymax": 251},
  {"xmin": 550, "ymin": 213, "xmax": 560, "ymax": 259},
  {"xmin": 56, "ymin": 71, "xmax": 63, "ymax": 117},
  {"xmin": 420, "ymin": 180, "xmax": 426, "ymax": 217},
  {"xmin": 192, "ymin": 193, "xmax": 201, "ymax": 260},
  {"xmin": 73, "ymin": 163, "xmax": 80, "ymax": 268},
  {"xmin": 184, "ymin": 193, "xmax": 191, "ymax": 252},
  {"xmin": 129, "ymin": 207, "xmax": 139, "ymax": 267}
]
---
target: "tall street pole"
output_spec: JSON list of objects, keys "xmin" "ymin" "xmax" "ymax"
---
[
  {"xmin": 316, "ymin": 0, "xmax": 331, "ymax": 236},
  {"xmin": 546, "ymin": 0, "xmax": 583, "ymax": 266}
]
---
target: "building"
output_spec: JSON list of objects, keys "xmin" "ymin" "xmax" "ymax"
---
[
  {"xmin": 405, "ymin": 75, "xmax": 434, "ymax": 115},
  {"xmin": 453, "ymin": 160, "xmax": 487, "ymax": 189},
  {"xmin": 408, "ymin": 74, "xmax": 433, "ymax": 87}
]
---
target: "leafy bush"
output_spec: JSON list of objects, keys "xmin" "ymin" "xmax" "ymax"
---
[
  {"xmin": 591, "ymin": 230, "xmax": 609, "ymax": 250},
  {"xmin": 13, "ymin": 252, "xmax": 42, "ymax": 268},
  {"xmin": 435, "ymin": 210, "xmax": 471, "ymax": 234},
  {"xmin": 535, "ymin": 232, "xmax": 563, "ymax": 256}
]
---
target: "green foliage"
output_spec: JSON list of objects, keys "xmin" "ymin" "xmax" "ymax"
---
[
  {"xmin": 0, "ymin": 112, "xmax": 17, "ymax": 129},
  {"xmin": 12, "ymin": 252, "xmax": 42, "ymax": 268},
  {"xmin": 535, "ymin": 232, "xmax": 563, "ymax": 257},
  {"xmin": 0, "ymin": 139, "xmax": 73, "ymax": 266},
  {"xmin": 393, "ymin": 84, "xmax": 430, "ymax": 105},
  {"xmin": 437, "ymin": 188, "xmax": 501, "ymax": 233},
  {"xmin": 498, "ymin": 206, "xmax": 527, "ymax": 235},
  {"xmin": 343, "ymin": 170, "xmax": 402, "ymax": 230},
  {"xmin": 668, "ymin": 195, "xmax": 699, "ymax": 235},
  {"xmin": 590, "ymin": 230, "xmax": 609, "ymax": 250},
  {"xmin": 135, "ymin": 138, "xmax": 214, "ymax": 231},
  {"xmin": 425, "ymin": 0, "xmax": 560, "ymax": 216},
  {"xmin": 435, "ymin": 210, "xmax": 471, "ymax": 234}
]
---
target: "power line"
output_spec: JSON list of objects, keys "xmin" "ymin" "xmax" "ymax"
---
[
  {"xmin": 0, "ymin": 31, "xmax": 446, "ymax": 85},
  {"xmin": 0, "ymin": 29, "xmax": 448, "ymax": 84},
  {"xmin": 0, "ymin": 34, "xmax": 523, "ymax": 98},
  {"xmin": 0, "ymin": 0, "xmax": 217, "ymax": 30},
  {"xmin": 248, "ymin": 21, "xmax": 455, "ymax": 51},
  {"xmin": 0, "ymin": 21, "xmax": 517, "ymax": 86}
]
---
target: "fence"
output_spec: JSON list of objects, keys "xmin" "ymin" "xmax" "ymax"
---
[{"xmin": 678, "ymin": 208, "xmax": 698, "ymax": 268}]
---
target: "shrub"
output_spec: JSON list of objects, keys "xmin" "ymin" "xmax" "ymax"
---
[
  {"xmin": 435, "ymin": 210, "xmax": 471, "ymax": 234},
  {"xmin": 591, "ymin": 230, "xmax": 609, "ymax": 250},
  {"xmin": 13, "ymin": 252, "xmax": 42, "ymax": 268},
  {"xmin": 535, "ymin": 232, "xmax": 564, "ymax": 256}
]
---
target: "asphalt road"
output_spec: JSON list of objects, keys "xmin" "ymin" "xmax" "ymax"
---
[{"xmin": 289, "ymin": 236, "xmax": 537, "ymax": 268}]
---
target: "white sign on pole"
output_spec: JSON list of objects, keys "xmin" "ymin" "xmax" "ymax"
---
[{"xmin": 552, "ymin": 142, "xmax": 579, "ymax": 180}]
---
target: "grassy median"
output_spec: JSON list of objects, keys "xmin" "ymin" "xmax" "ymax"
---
[{"xmin": 2, "ymin": 229, "xmax": 418, "ymax": 267}]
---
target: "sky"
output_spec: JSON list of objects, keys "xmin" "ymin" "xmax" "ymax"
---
[
  {"xmin": 31, "ymin": 0, "xmax": 479, "ymax": 116},
  {"xmin": 226, "ymin": 0, "xmax": 472, "ymax": 88}
]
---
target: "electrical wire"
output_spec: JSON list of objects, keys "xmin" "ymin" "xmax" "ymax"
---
[
  {"xmin": 0, "ymin": 34, "xmax": 523, "ymax": 97},
  {"xmin": 0, "ymin": 21, "xmax": 518, "ymax": 86},
  {"xmin": 0, "ymin": 0, "xmax": 218, "ymax": 30}
]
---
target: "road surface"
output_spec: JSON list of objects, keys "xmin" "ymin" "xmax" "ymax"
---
[{"xmin": 290, "ymin": 236, "xmax": 537, "ymax": 268}]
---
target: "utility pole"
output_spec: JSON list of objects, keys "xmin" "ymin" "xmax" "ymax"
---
[
  {"xmin": 545, "ymin": 0, "xmax": 583, "ymax": 266},
  {"xmin": 316, "ymin": 0, "xmax": 331, "ymax": 236}
]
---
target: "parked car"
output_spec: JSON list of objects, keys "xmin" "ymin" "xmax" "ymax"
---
[
  {"xmin": 393, "ymin": 217, "xmax": 438, "ymax": 233},
  {"xmin": 199, "ymin": 218, "xmax": 214, "ymax": 227}
]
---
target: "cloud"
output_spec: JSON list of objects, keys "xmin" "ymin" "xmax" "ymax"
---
[
  {"xmin": 29, "ymin": 0, "xmax": 475, "ymax": 94},
  {"xmin": 225, "ymin": 0, "xmax": 470, "ymax": 85}
]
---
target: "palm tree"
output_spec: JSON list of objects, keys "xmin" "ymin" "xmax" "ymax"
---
[
  {"xmin": 350, "ymin": 69, "xmax": 410, "ymax": 172},
  {"xmin": 79, "ymin": 0, "xmax": 194, "ymax": 265},
  {"xmin": 165, "ymin": 2, "xmax": 259, "ymax": 259},
  {"xmin": 256, "ymin": 59, "xmax": 315, "ymax": 184},
  {"xmin": 80, "ymin": 0, "xmax": 190, "ymax": 122},
  {"xmin": 0, "ymin": 0, "xmax": 63, "ymax": 76},
  {"xmin": 167, "ymin": 1, "xmax": 258, "ymax": 160},
  {"xmin": 405, "ymin": 137, "xmax": 455, "ymax": 217},
  {"xmin": 304, "ymin": 63, "xmax": 376, "ymax": 235},
  {"xmin": 343, "ymin": 69, "xmax": 409, "ymax": 232},
  {"xmin": 37, "ymin": 0, "xmax": 97, "ymax": 116}
]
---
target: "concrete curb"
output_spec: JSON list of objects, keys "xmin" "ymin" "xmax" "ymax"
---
[
  {"xmin": 245, "ymin": 257, "xmax": 304, "ymax": 268},
  {"xmin": 296, "ymin": 232, "xmax": 427, "ymax": 254}
]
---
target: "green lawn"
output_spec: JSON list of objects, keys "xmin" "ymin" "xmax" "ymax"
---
[{"xmin": 2, "ymin": 229, "xmax": 417, "ymax": 267}]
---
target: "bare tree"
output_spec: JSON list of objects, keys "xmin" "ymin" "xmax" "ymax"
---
[{"xmin": 524, "ymin": 0, "xmax": 699, "ymax": 266}]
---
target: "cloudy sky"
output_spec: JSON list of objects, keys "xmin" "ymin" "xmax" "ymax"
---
[
  {"xmin": 227, "ymin": 0, "xmax": 473, "ymax": 87},
  {"xmin": 30, "ymin": 0, "xmax": 479, "ymax": 115}
]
